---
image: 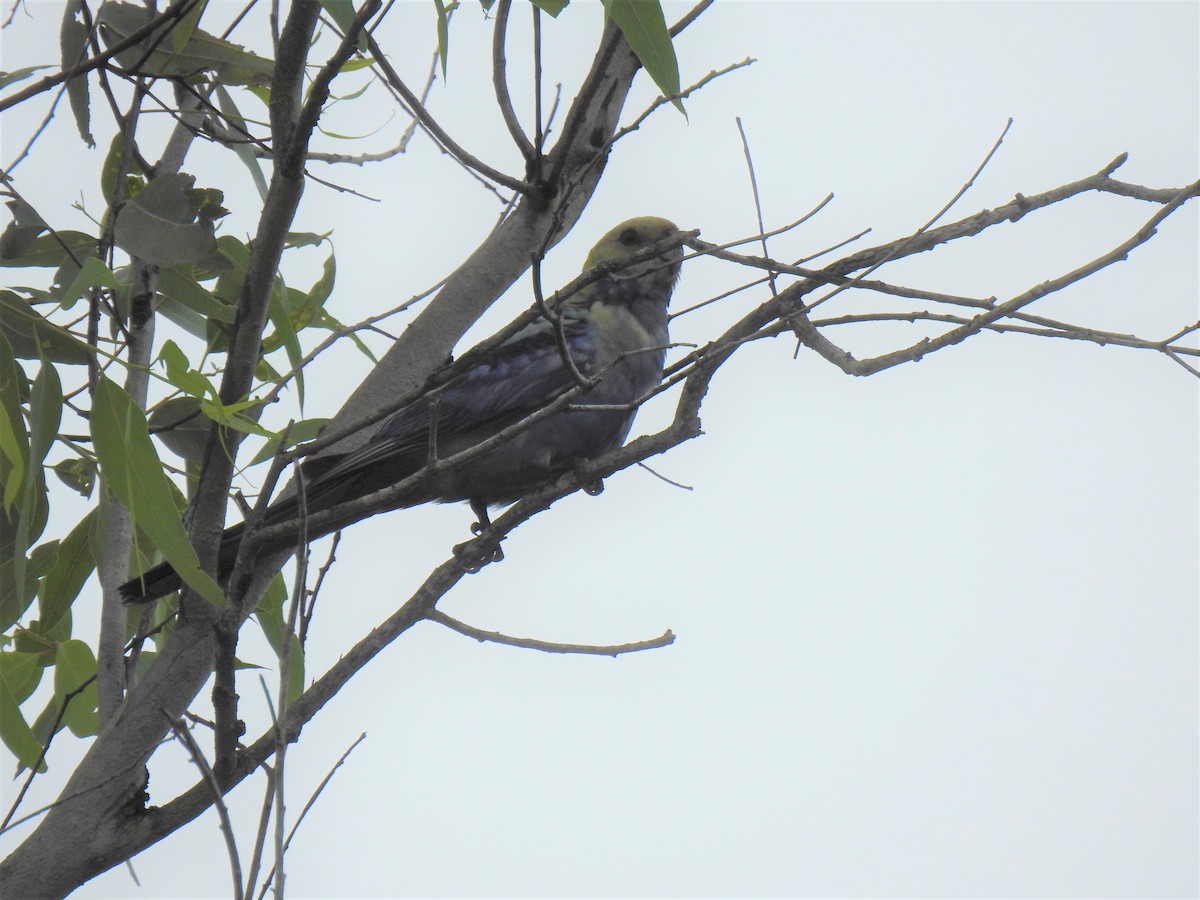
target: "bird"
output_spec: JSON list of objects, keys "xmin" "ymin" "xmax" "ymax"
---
[{"xmin": 120, "ymin": 216, "xmax": 683, "ymax": 603}]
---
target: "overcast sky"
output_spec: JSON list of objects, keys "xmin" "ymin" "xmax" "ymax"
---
[{"xmin": 1, "ymin": 2, "xmax": 1197, "ymax": 897}]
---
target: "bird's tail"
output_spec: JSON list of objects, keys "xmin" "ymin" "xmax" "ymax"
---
[
  {"xmin": 118, "ymin": 520, "xmax": 249, "ymax": 604},
  {"xmin": 118, "ymin": 482, "xmax": 316, "ymax": 603},
  {"xmin": 118, "ymin": 454, "xmax": 429, "ymax": 603}
]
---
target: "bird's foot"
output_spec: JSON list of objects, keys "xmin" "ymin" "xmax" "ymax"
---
[
  {"xmin": 573, "ymin": 464, "xmax": 604, "ymax": 497},
  {"xmin": 458, "ymin": 499, "xmax": 503, "ymax": 572},
  {"xmin": 469, "ymin": 498, "xmax": 492, "ymax": 534},
  {"xmin": 454, "ymin": 537, "xmax": 504, "ymax": 573}
]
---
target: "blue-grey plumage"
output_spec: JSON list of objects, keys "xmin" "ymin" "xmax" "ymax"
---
[{"xmin": 120, "ymin": 217, "xmax": 683, "ymax": 602}]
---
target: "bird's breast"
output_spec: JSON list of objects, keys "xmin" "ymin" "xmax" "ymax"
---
[{"xmin": 581, "ymin": 299, "xmax": 669, "ymax": 404}]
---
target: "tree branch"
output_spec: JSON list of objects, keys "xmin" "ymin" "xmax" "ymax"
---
[{"xmin": 427, "ymin": 609, "xmax": 676, "ymax": 656}]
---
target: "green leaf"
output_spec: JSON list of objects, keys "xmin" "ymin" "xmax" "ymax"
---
[
  {"xmin": 285, "ymin": 232, "xmax": 331, "ymax": 249},
  {"xmin": 97, "ymin": 1, "xmax": 275, "ymax": 86},
  {"xmin": 209, "ymin": 235, "xmax": 251, "ymax": 351},
  {"xmin": 433, "ymin": 0, "xmax": 454, "ymax": 79},
  {"xmin": 306, "ymin": 251, "xmax": 337, "ymax": 312},
  {"xmin": 113, "ymin": 173, "xmax": 220, "ymax": 268},
  {"xmin": 0, "ymin": 65, "xmax": 52, "ymax": 91},
  {"xmin": 252, "ymin": 576, "xmax": 304, "ymax": 707},
  {"xmin": 0, "ymin": 197, "xmax": 49, "ymax": 260},
  {"xmin": 54, "ymin": 639, "xmax": 98, "ymax": 737},
  {"xmin": 602, "ymin": 0, "xmax": 683, "ymax": 114},
  {"xmin": 0, "ymin": 292, "xmax": 92, "ymax": 366},
  {"xmin": 197, "ymin": 396, "xmax": 272, "ymax": 438},
  {"xmin": 159, "ymin": 339, "xmax": 216, "ymax": 400},
  {"xmin": 15, "ymin": 358, "xmax": 61, "ymax": 593},
  {"xmin": 0, "ymin": 334, "xmax": 29, "ymax": 512},
  {"xmin": 28, "ymin": 357, "xmax": 61, "ymax": 477},
  {"xmin": 337, "ymin": 56, "xmax": 377, "ymax": 74},
  {"xmin": 0, "ymin": 649, "xmax": 43, "ymax": 704},
  {"xmin": 252, "ymin": 574, "xmax": 287, "ymax": 653},
  {"xmin": 52, "ymin": 456, "xmax": 97, "ymax": 498},
  {"xmin": 101, "ymin": 130, "xmax": 145, "ymax": 201},
  {"xmin": 248, "ymin": 417, "xmax": 330, "ymax": 466},
  {"xmin": 38, "ymin": 606, "xmax": 73, "ymax": 645},
  {"xmin": 54, "ymin": 256, "xmax": 123, "ymax": 307},
  {"xmin": 156, "ymin": 265, "xmax": 237, "ymax": 342},
  {"xmin": 529, "ymin": 0, "xmax": 568, "ymax": 15},
  {"xmin": 90, "ymin": 376, "xmax": 224, "ymax": 605},
  {"xmin": 172, "ymin": 0, "xmax": 208, "ymax": 53},
  {"xmin": 212, "ymin": 84, "xmax": 269, "ymax": 200},
  {"xmin": 148, "ymin": 395, "xmax": 210, "ymax": 462},
  {"xmin": 38, "ymin": 511, "xmax": 96, "ymax": 632},
  {"xmin": 264, "ymin": 279, "xmax": 305, "ymax": 407},
  {"xmin": 0, "ymin": 671, "xmax": 46, "ymax": 772},
  {"xmin": 60, "ymin": 0, "xmax": 94, "ymax": 147},
  {"xmin": 0, "ymin": 231, "xmax": 97, "ymax": 269},
  {"xmin": 0, "ymin": 334, "xmax": 47, "ymax": 632},
  {"xmin": 0, "ymin": 550, "xmax": 47, "ymax": 645},
  {"xmin": 320, "ymin": 0, "xmax": 357, "ymax": 40}
]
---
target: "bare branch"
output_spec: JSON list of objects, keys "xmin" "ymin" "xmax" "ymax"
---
[
  {"xmin": 254, "ymin": 734, "xmax": 366, "ymax": 900},
  {"xmin": 609, "ymin": 58, "xmax": 754, "ymax": 147},
  {"xmin": 492, "ymin": 0, "xmax": 537, "ymax": 162},
  {"xmin": 163, "ymin": 712, "xmax": 244, "ymax": 900},
  {"xmin": 428, "ymin": 609, "xmax": 676, "ymax": 657},
  {"xmin": 365, "ymin": 31, "xmax": 531, "ymax": 192},
  {"xmin": 817, "ymin": 178, "xmax": 1200, "ymax": 376},
  {"xmin": 736, "ymin": 116, "xmax": 778, "ymax": 297}
]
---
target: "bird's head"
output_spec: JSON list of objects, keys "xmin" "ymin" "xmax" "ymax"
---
[{"xmin": 580, "ymin": 216, "xmax": 683, "ymax": 304}]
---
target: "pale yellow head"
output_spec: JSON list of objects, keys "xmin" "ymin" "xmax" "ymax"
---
[{"xmin": 580, "ymin": 217, "xmax": 683, "ymax": 302}]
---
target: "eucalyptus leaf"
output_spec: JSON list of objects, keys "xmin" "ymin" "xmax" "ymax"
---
[
  {"xmin": 0, "ymin": 65, "xmax": 52, "ymax": 91},
  {"xmin": 0, "ymin": 231, "xmax": 97, "ymax": 269},
  {"xmin": 52, "ymin": 457, "xmax": 97, "ymax": 498},
  {"xmin": 90, "ymin": 376, "xmax": 223, "ymax": 605},
  {"xmin": 53, "ymin": 639, "xmax": 98, "ymax": 737},
  {"xmin": 0, "ymin": 292, "xmax": 92, "ymax": 365},
  {"xmin": 0, "ymin": 198, "xmax": 49, "ymax": 260},
  {"xmin": 38, "ymin": 511, "xmax": 95, "ymax": 631},
  {"xmin": 59, "ymin": 0, "xmax": 94, "ymax": 147},
  {"xmin": 148, "ymin": 395, "xmax": 210, "ymax": 461},
  {"xmin": 98, "ymin": 1, "xmax": 275, "ymax": 86},
  {"xmin": 603, "ymin": 0, "xmax": 683, "ymax": 114},
  {"xmin": 0, "ymin": 674, "xmax": 46, "ymax": 772},
  {"xmin": 112, "ymin": 173, "xmax": 219, "ymax": 268}
]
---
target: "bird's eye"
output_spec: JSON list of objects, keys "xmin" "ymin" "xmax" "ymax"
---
[{"xmin": 618, "ymin": 227, "xmax": 642, "ymax": 247}]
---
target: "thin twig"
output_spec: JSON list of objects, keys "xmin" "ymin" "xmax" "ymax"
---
[
  {"xmin": 427, "ymin": 609, "xmax": 676, "ymax": 656},
  {"xmin": 255, "ymin": 733, "xmax": 367, "ymax": 900},
  {"xmin": 531, "ymin": 256, "xmax": 593, "ymax": 390},
  {"xmin": 364, "ymin": 31, "xmax": 530, "ymax": 192},
  {"xmin": 736, "ymin": 117, "xmax": 777, "ymax": 297},
  {"xmin": 163, "ymin": 712, "xmax": 244, "ymax": 900},
  {"xmin": 637, "ymin": 461, "xmax": 693, "ymax": 491},
  {"xmin": 609, "ymin": 59, "xmax": 754, "ymax": 147},
  {"xmin": 492, "ymin": 0, "xmax": 536, "ymax": 162},
  {"xmin": 805, "ymin": 117, "xmax": 1014, "ymax": 313}
]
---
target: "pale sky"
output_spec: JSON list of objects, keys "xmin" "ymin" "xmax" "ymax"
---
[{"xmin": 1, "ymin": 2, "xmax": 1197, "ymax": 898}]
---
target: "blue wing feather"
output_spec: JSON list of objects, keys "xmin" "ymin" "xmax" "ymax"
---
[{"xmin": 312, "ymin": 312, "xmax": 595, "ymax": 486}]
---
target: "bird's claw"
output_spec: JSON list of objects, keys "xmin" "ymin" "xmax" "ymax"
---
[
  {"xmin": 573, "ymin": 464, "xmax": 604, "ymax": 497},
  {"xmin": 454, "ymin": 537, "xmax": 504, "ymax": 573},
  {"xmin": 457, "ymin": 498, "xmax": 503, "ymax": 571},
  {"xmin": 469, "ymin": 499, "xmax": 492, "ymax": 534}
]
